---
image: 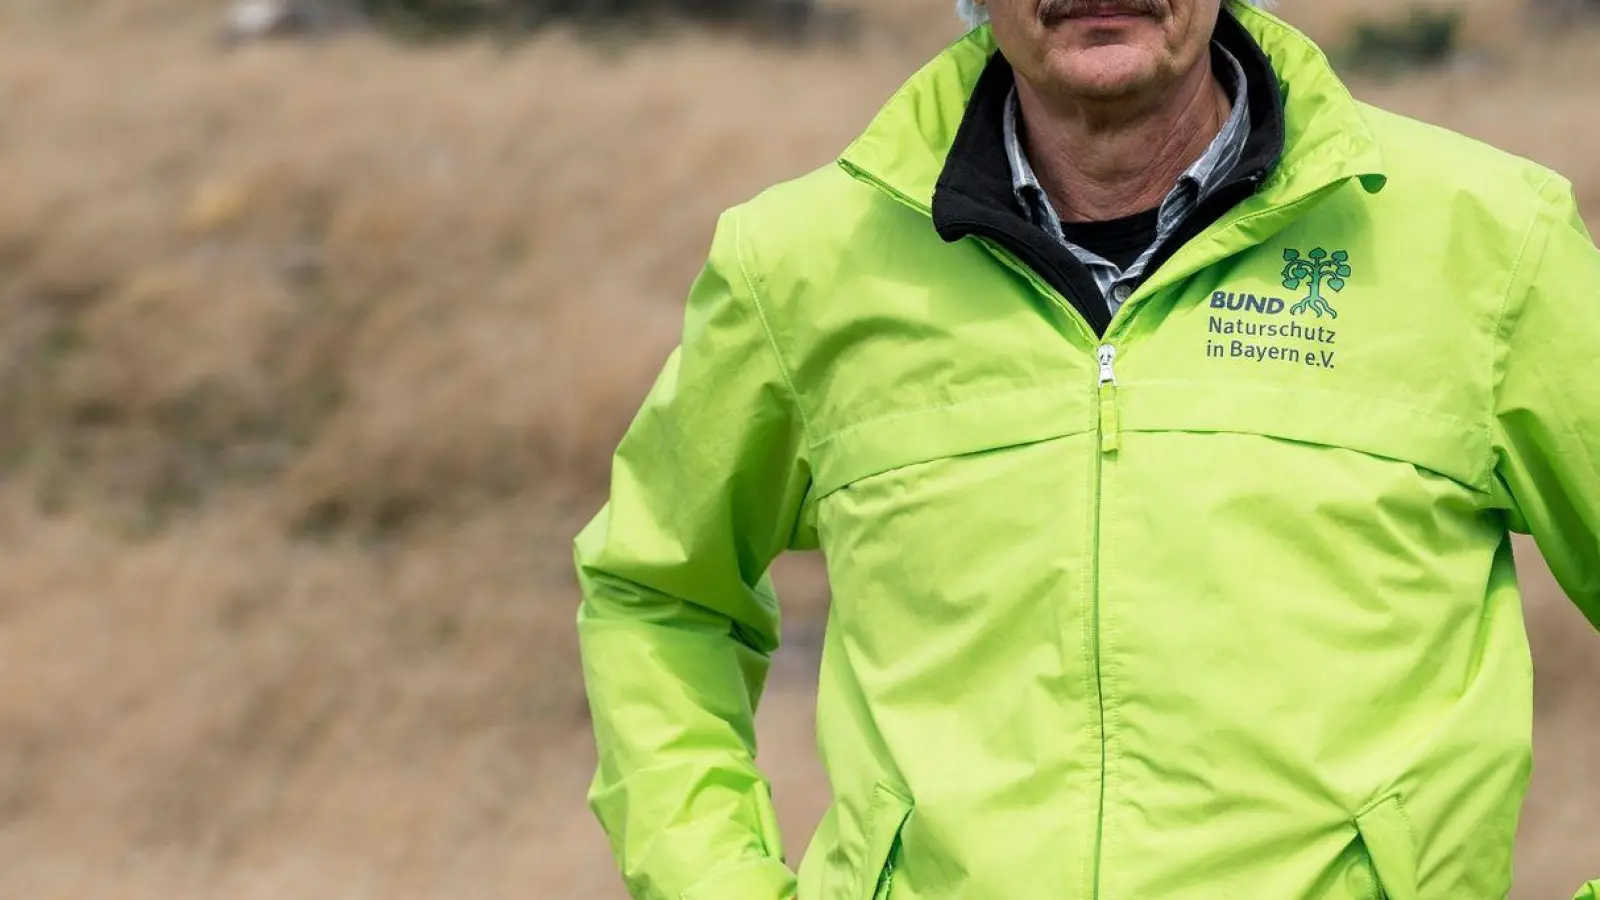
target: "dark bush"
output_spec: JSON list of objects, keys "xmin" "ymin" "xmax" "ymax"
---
[
  {"xmin": 1338, "ymin": 5, "xmax": 1464, "ymax": 75},
  {"xmin": 360, "ymin": 0, "xmax": 815, "ymax": 35},
  {"xmin": 224, "ymin": 0, "xmax": 821, "ymax": 41}
]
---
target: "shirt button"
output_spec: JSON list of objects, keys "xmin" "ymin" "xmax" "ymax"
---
[{"xmin": 1112, "ymin": 284, "xmax": 1132, "ymax": 304}]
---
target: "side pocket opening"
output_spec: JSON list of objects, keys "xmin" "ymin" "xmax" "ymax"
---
[
  {"xmin": 1355, "ymin": 796, "xmax": 1419, "ymax": 900},
  {"xmin": 858, "ymin": 783, "xmax": 914, "ymax": 900}
]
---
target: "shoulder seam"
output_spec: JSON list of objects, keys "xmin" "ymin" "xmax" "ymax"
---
[
  {"xmin": 730, "ymin": 208, "xmax": 813, "ymax": 447},
  {"xmin": 1486, "ymin": 169, "xmax": 1564, "ymax": 468}
]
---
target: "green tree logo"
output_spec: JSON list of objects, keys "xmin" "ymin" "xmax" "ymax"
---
[{"xmin": 1281, "ymin": 248, "xmax": 1350, "ymax": 319}]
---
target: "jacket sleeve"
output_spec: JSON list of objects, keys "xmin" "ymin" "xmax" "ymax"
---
[
  {"xmin": 1493, "ymin": 173, "xmax": 1600, "ymax": 631},
  {"xmin": 574, "ymin": 207, "xmax": 812, "ymax": 900}
]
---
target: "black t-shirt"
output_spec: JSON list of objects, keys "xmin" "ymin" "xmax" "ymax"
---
[{"xmin": 1057, "ymin": 206, "xmax": 1162, "ymax": 272}]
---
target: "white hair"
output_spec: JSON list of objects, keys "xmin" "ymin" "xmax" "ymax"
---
[{"xmin": 957, "ymin": 0, "xmax": 1273, "ymax": 28}]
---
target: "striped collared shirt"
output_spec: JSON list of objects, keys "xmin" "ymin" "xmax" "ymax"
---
[{"xmin": 1003, "ymin": 44, "xmax": 1252, "ymax": 315}]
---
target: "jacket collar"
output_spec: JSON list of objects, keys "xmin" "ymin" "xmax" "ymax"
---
[{"xmin": 838, "ymin": 5, "xmax": 1387, "ymax": 224}]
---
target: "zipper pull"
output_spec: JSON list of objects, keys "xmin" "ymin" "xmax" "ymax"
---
[{"xmin": 1097, "ymin": 344, "xmax": 1120, "ymax": 455}]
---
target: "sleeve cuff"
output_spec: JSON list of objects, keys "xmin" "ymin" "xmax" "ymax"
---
[{"xmin": 679, "ymin": 857, "xmax": 797, "ymax": 900}]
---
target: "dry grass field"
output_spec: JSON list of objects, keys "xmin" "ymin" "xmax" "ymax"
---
[{"xmin": 0, "ymin": 0, "xmax": 1595, "ymax": 897}]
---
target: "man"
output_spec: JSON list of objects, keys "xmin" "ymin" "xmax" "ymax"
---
[{"xmin": 575, "ymin": 0, "xmax": 1600, "ymax": 897}]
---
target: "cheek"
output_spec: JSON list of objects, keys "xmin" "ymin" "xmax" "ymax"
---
[
  {"xmin": 1173, "ymin": 3, "xmax": 1222, "ymax": 51},
  {"xmin": 992, "ymin": 1, "xmax": 1037, "ymax": 33},
  {"xmin": 1172, "ymin": 21, "xmax": 1215, "ymax": 70}
]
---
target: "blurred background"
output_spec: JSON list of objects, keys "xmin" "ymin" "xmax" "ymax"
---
[{"xmin": 0, "ymin": 0, "xmax": 1595, "ymax": 897}]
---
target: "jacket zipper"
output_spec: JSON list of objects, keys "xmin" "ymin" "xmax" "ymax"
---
[{"xmin": 1089, "ymin": 339, "xmax": 1117, "ymax": 900}]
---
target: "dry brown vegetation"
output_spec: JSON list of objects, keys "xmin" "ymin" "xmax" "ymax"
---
[{"xmin": 0, "ymin": 1, "xmax": 1595, "ymax": 898}]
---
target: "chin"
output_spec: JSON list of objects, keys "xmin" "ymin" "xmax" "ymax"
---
[{"xmin": 1050, "ymin": 55, "xmax": 1163, "ymax": 100}]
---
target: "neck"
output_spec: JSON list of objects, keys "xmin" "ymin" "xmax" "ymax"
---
[{"xmin": 1016, "ymin": 54, "xmax": 1231, "ymax": 223}]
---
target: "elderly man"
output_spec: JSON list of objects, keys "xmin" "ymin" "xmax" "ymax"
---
[{"xmin": 575, "ymin": 1, "xmax": 1600, "ymax": 897}]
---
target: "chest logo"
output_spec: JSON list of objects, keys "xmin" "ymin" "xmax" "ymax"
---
[{"xmin": 1281, "ymin": 247, "xmax": 1350, "ymax": 319}]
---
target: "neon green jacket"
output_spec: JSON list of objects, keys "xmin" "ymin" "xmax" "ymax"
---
[{"xmin": 576, "ymin": 7, "xmax": 1600, "ymax": 899}]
